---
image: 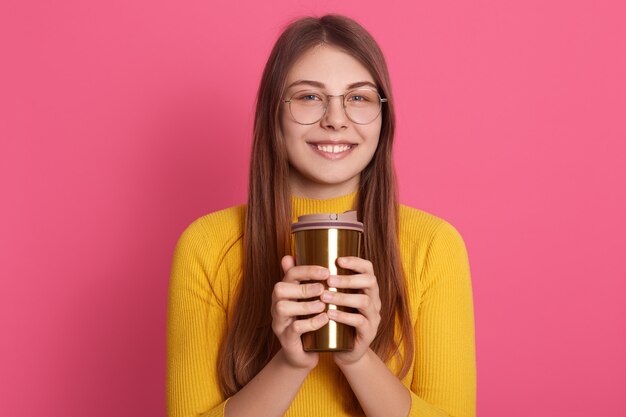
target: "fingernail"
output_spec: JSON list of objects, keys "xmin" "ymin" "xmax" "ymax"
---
[
  {"xmin": 321, "ymin": 291, "xmax": 333, "ymax": 302},
  {"xmin": 314, "ymin": 283, "xmax": 324, "ymax": 293},
  {"xmin": 313, "ymin": 301, "xmax": 325, "ymax": 310},
  {"xmin": 316, "ymin": 314, "xmax": 328, "ymax": 325},
  {"xmin": 319, "ymin": 268, "xmax": 329, "ymax": 277},
  {"xmin": 327, "ymin": 309, "xmax": 337, "ymax": 318},
  {"xmin": 328, "ymin": 276, "xmax": 339, "ymax": 286}
]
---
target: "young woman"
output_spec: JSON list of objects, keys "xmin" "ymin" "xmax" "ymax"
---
[{"xmin": 167, "ymin": 15, "xmax": 476, "ymax": 417}]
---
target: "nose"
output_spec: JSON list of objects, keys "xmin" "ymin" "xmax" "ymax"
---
[{"xmin": 321, "ymin": 95, "xmax": 348, "ymax": 129}]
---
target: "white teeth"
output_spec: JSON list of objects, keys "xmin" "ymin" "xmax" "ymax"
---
[{"xmin": 316, "ymin": 144, "xmax": 352, "ymax": 153}]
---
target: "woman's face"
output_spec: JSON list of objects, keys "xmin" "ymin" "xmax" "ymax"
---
[{"xmin": 281, "ymin": 44, "xmax": 382, "ymax": 199}]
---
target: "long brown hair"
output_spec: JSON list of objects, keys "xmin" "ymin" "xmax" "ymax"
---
[{"xmin": 218, "ymin": 14, "xmax": 414, "ymax": 407}]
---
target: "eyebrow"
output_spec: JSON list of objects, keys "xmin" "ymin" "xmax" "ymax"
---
[{"xmin": 286, "ymin": 79, "xmax": 378, "ymax": 90}]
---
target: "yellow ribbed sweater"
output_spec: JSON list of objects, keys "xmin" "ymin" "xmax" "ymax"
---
[{"xmin": 166, "ymin": 193, "xmax": 476, "ymax": 417}]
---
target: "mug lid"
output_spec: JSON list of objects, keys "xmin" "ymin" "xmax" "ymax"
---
[{"xmin": 291, "ymin": 210, "xmax": 364, "ymax": 232}]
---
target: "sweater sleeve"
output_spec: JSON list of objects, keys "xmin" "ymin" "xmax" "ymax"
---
[
  {"xmin": 166, "ymin": 219, "xmax": 229, "ymax": 417},
  {"xmin": 407, "ymin": 221, "xmax": 477, "ymax": 417}
]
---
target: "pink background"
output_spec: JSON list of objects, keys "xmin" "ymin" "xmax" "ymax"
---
[{"xmin": 1, "ymin": 0, "xmax": 625, "ymax": 416}]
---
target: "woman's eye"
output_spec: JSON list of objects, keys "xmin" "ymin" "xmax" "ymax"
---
[
  {"xmin": 348, "ymin": 94, "xmax": 369, "ymax": 102},
  {"xmin": 296, "ymin": 93, "xmax": 322, "ymax": 101}
]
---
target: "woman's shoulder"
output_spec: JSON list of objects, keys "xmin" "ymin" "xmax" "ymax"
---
[
  {"xmin": 170, "ymin": 205, "xmax": 246, "ymax": 307},
  {"xmin": 175, "ymin": 204, "xmax": 247, "ymax": 254},
  {"xmin": 398, "ymin": 203, "xmax": 467, "ymax": 253},
  {"xmin": 397, "ymin": 204, "xmax": 470, "ymax": 298}
]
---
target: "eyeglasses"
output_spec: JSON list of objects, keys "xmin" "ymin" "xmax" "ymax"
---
[{"xmin": 283, "ymin": 88, "xmax": 388, "ymax": 125}]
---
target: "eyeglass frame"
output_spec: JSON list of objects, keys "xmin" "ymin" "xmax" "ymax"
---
[{"xmin": 282, "ymin": 87, "xmax": 389, "ymax": 125}]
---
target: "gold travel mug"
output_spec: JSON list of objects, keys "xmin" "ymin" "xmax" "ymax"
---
[{"xmin": 291, "ymin": 211, "xmax": 364, "ymax": 352}]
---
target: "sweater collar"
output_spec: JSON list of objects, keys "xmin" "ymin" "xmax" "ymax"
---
[{"xmin": 290, "ymin": 192, "xmax": 358, "ymax": 222}]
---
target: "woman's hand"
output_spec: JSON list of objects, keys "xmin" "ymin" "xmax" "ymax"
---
[
  {"xmin": 271, "ymin": 255, "xmax": 330, "ymax": 370},
  {"xmin": 324, "ymin": 256, "xmax": 382, "ymax": 367}
]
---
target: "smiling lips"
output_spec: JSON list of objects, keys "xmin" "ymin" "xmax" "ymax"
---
[{"xmin": 308, "ymin": 142, "xmax": 356, "ymax": 160}]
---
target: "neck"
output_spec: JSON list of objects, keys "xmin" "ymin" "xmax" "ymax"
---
[{"xmin": 288, "ymin": 176, "xmax": 360, "ymax": 200}]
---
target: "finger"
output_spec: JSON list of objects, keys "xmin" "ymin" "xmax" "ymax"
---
[
  {"xmin": 273, "ymin": 299, "xmax": 326, "ymax": 319},
  {"xmin": 281, "ymin": 255, "xmax": 295, "ymax": 274},
  {"xmin": 328, "ymin": 274, "xmax": 378, "ymax": 292},
  {"xmin": 288, "ymin": 313, "xmax": 329, "ymax": 336},
  {"xmin": 273, "ymin": 282, "xmax": 325, "ymax": 301},
  {"xmin": 283, "ymin": 264, "xmax": 330, "ymax": 284},
  {"xmin": 326, "ymin": 309, "xmax": 371, "ymax": 328},
  {"xmin": 321, "ymin": 290, "xmax": 373, "ymax": 311},
  {"xmin": 336, "ymin": 257, "xmax": 374, "ymax": 274}
]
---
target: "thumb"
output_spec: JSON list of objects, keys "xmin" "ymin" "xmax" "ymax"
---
[{"xmin": 281, "ymin": 255, "xmax": 295, "ymax": 274}]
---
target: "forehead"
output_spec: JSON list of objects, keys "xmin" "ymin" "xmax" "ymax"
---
[{"xmin": 285, "ymin": 44, "xmax": 375, "ymax": 89}]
